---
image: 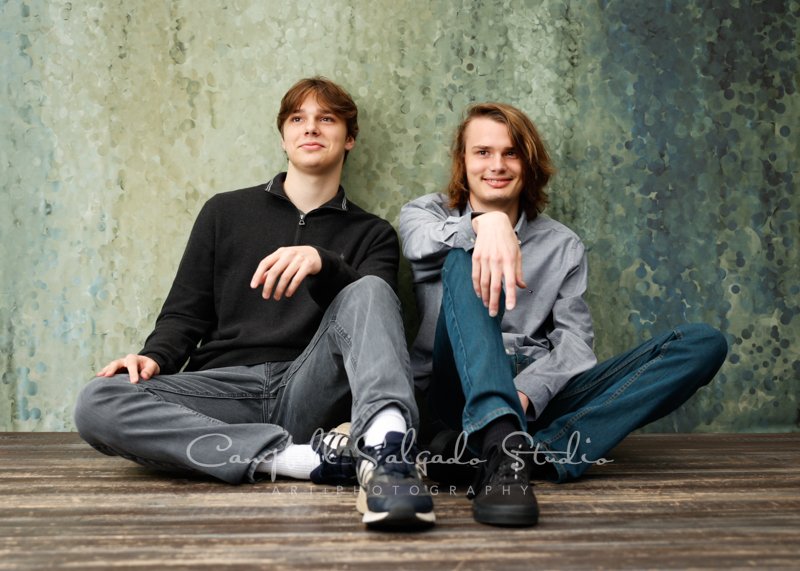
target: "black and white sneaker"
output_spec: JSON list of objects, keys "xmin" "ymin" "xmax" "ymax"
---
[
  {"xmin": 356, "ymin": 431, "xmax": 435, "ymax": 530},
  {"xmin": 469, "ymin": 442, "xmax": 539, "ymax": 527},
  {"xmin": 309, "ymin": 423, "xmax": 357, "ymax": 486}
]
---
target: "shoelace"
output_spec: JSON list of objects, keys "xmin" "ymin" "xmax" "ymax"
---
[
  {"xmin": 468, "ymin": 446, "xmax": 528, "ymax": 498},
  {"xmin": 368, "ymin": 436, "xmax": 417, "ymax": 478},
  {"xmin": 312, "ymin": 430, "xmax": 351, "ymax": 463},
  {"xmin": 490, "ymin": 454, "xmax": 527, "ymax": 485}
]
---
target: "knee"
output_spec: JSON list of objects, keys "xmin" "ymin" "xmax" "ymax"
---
[
  {"xmin": 677, "ymin": 323, "xmax": 729, "ymax": 373},
  {"xmin": 339, "ymin": 275, "xmax": 397, "ymax": 306},
  {"xmin": 73, "ymin": 377, "xmax": 130, "ymax": 442},
  {"xmin": 353, "ymin": 274, "xmax": 394, "ymax": 294}
]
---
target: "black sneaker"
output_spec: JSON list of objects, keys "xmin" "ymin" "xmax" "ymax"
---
[
  {"xmin": 356, "ymin": 431, "xmax": 436, "ymax": 530},
  {"xmin": 470, "ymin": 442, "xmax": 539, "ymax": 527},
  {"xmin": 309, "ymin": 423, "xmax": 357, "ymax": 486}
]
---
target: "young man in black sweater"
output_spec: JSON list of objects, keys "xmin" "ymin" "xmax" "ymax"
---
[{"xmin": 75, "ymin": 77, "xmax": 435, "ymax": 531}]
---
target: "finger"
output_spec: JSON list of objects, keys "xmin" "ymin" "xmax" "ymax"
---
[
  {"xmin": 97, "ymin": 359, "xmax": 121, "ymax": 377},
  {"xmin": 284, "ymin": 264, "xmax": 312, "ymax": 298},
  {"xmin": 480, "ymin": 257, "xmax": 492, "ymax": 308},
  {"xmin": 139, "ymin": 359, "xmax": 158, "ymax": 381},
  {"xmin": 273, "ymin": 258, "xmax": 302, "ymax": 301},
  {"xmin": 250, "ymin": 250, "xmax": 280, "ymax": 288},
  {"xmin": 504, "ymin": 261, "xmax": 518, "ymax": 311},
  {"xmin": 488, "ymin": 263, "xmax": 503, "ymax": 317},
  {"xmin": 515, "ymin": 256, "xmax": 527, "ymax": 290},
  {"xmin": 471, "ymin": 252, "xmax": 482, "ymax": 298},
  {"xmin": 262, "ymin": 256, "xmax": 292, "ymax": 299},
  {"xmin": 124, "ymin": 354, "xmax": 140, "ymax": 384},
  {"xmin": 250, "ymin": 259, "xmax": 269, "ymax": 289},
  {"xmin": 485, "ymin": 257, "xmax": 500, "ymax": 314}
]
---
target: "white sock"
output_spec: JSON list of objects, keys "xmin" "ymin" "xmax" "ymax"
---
[
  {"xmin": 255, "ymin": 444, "xmax": 320, "ymax": 479},
  {"xmin": 362, "ymin": 405, "xmax": 408, "ymax": 447}
]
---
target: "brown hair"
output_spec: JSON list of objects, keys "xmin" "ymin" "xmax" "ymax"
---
[
  {"xmin": 447, "ymin": 102, "xmax": 554, "ymax": 219},
  {"xmin": 277, "ymin": 77, "xmax": 359, "ymax": 161}
]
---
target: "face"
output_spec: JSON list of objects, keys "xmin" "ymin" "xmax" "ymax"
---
[
  {"xmin": 463, "ymin": 117, "xmax": 523, "ymax": 217},
  {"xmin": 281, "ymin": 95, "xmax": 355, "ymax": 175}
]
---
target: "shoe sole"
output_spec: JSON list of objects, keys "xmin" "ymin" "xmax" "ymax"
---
[
  {"xmin": 473, "ymin": 504, "xmax": 539, "ymax": 527},
  {"xmin": 357, "ymin": 488, "xmax": 436, "ymax": 531},
  {"xmin": 363, "ymin": 505, "xmax": 436, "ymax": 531}
]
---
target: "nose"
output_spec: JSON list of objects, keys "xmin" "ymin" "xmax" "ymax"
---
[
  {"xmin": 489, "ymin": 153, "xmax": 506, "ymax": 172},
  {"xmin": 305, "ymin": 119, "xmax": 319, "ymax": 135}
]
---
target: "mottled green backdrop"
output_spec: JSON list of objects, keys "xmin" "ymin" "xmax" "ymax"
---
[{"xmin": 2, "ymin": 0, "xmax": 797, "ymax": 432}]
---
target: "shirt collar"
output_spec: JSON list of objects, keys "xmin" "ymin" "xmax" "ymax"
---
[{"xmin": 264, "ymin": 172, "xmax": 348, "ymax": 211}]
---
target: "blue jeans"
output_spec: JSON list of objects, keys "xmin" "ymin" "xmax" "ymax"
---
[
  {"xmin": 75, "ymin": 276, "xmax": 417, "ymax": 484},
  {"xmin": 431, "ymin": 250, "xmax": 728, "ymax": 482}
]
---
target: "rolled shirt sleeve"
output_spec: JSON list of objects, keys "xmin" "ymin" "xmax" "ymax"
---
[{"xmin": 399, "ymin": 193, "xmax": 477, "ymax": 283}]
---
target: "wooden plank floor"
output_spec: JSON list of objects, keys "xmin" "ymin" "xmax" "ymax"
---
[{"xmin": 1, "ymin": 433, "xmax": 798, "ymax": 570}]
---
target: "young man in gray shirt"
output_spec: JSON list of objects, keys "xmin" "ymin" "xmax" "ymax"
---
[{"xmin": 400, "ymin": 102, "xmax": 727, "ymax": 527}]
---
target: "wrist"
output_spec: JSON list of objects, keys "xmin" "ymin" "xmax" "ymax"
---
[
  {"xmin": 517, "ymin": 390, "xmax": 530, "ymax": 411},
  {"xmin": 470, "ymin": 211, "xmax": 485, "ymax": 233}
]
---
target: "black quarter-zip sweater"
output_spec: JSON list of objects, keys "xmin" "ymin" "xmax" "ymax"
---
[{"xmin": 140, "ymin": 172, "xmax": 399, "ymax": 374}]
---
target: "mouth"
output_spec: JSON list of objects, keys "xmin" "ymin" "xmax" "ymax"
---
[
  {"xmin": 483, "ymin": 177, "xmax": 514, "ymax": 188},
  {"xmin": 300, "ymin": 142, "xmax": 325, "ymax": 150}
]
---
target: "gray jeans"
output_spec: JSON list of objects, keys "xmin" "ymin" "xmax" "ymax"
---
[{"xmin": 74, "ymin": 276, "xmax": 417, "ymax": 484}]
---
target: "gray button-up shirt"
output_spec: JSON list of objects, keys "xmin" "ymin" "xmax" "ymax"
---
[{"xmin": 399, "ymin": 192, "xmax": 597, "ymax": 419}]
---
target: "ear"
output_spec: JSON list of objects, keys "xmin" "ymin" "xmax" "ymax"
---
[
  {"xmin": 280, "ymin": 137, "xmax": 287, "ymax": 152},
  {"xmin": 345, "ymin": 136, "xmax": 355, "ymax": 151}
]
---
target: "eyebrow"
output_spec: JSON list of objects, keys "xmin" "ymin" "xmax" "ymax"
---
[
  {"xmin": 470, "ymin": 145, "xmax": 515, "ymax": 151},
  {"xmin": 291, "ymin": 107, "xmax": 336, "ymax": 115}
]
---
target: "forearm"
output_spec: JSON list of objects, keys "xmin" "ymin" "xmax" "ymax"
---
[
  {"xmin": 306, "ymin": 226, "xmax": 400, "ymax": 305},
  {"xmin": 399, "ymin": 195, "xmax": 477, "ymax": 264}
]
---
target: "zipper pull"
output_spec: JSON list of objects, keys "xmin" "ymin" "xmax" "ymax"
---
[{"xmin": 298, "ymin": 214, "xmax": 306, "ymax": 226}]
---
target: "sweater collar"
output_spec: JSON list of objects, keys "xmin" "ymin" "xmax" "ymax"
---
[{"xmin": 264, "ymin": 172, "xmax": 349, "ymax": 211}]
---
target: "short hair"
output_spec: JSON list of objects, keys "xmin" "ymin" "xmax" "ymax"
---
[
  {"xmin": 447, "ymin": 102, "xmax": 554, "ymax": 220},
  {"xmin": 276, "ymin": 77, "xmax": 359, "ymax": 159}
]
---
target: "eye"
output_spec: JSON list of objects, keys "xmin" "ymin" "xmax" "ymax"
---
[
  {"xmin": 321, "ymin": 116, "xmax": 335, "ymax": 122},
  {"xmin": 505, "ymin": 150, "xmax": 518, "ymax": 157},
  {"xmin": 290, "ymin": 116, "xmax": 302, "ymax": 123},
  {"xmin": 477, "ymin": 149, "xmax": 489, "ymax": 156}
]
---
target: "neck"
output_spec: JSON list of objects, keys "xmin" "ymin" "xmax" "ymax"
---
[{"xmin": 284, "ymin": 165, "xmax": 343, "ymax": 213}]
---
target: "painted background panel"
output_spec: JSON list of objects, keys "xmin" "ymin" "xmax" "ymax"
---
[{"xmin": 1, "ymin": 0, "xmax": 797, "ymax": 432}]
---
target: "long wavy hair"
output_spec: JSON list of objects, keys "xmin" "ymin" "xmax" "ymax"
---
[{"xmin": 447, "ymin": 103, "xmax": 555, "ymax": 219}]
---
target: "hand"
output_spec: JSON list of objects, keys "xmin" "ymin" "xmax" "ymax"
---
[
  {"xmin": 96, "ymin": 354, "xmax": 160, "ymax": 384},
  {"xmin": 250, "ymin": 246, "xmax": 322, "ymax": 301},
  {"xmin": 471, "ymin": 212, "xmax": 527, "ymax": 317},
  {"xmin": 517, "ymin": 391, "xmax": 529, "ymax": 412}
]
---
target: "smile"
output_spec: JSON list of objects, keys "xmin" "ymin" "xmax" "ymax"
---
[{"xmin": 483, "ymin": 178, "xmax": 513, "ymax": 188}]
